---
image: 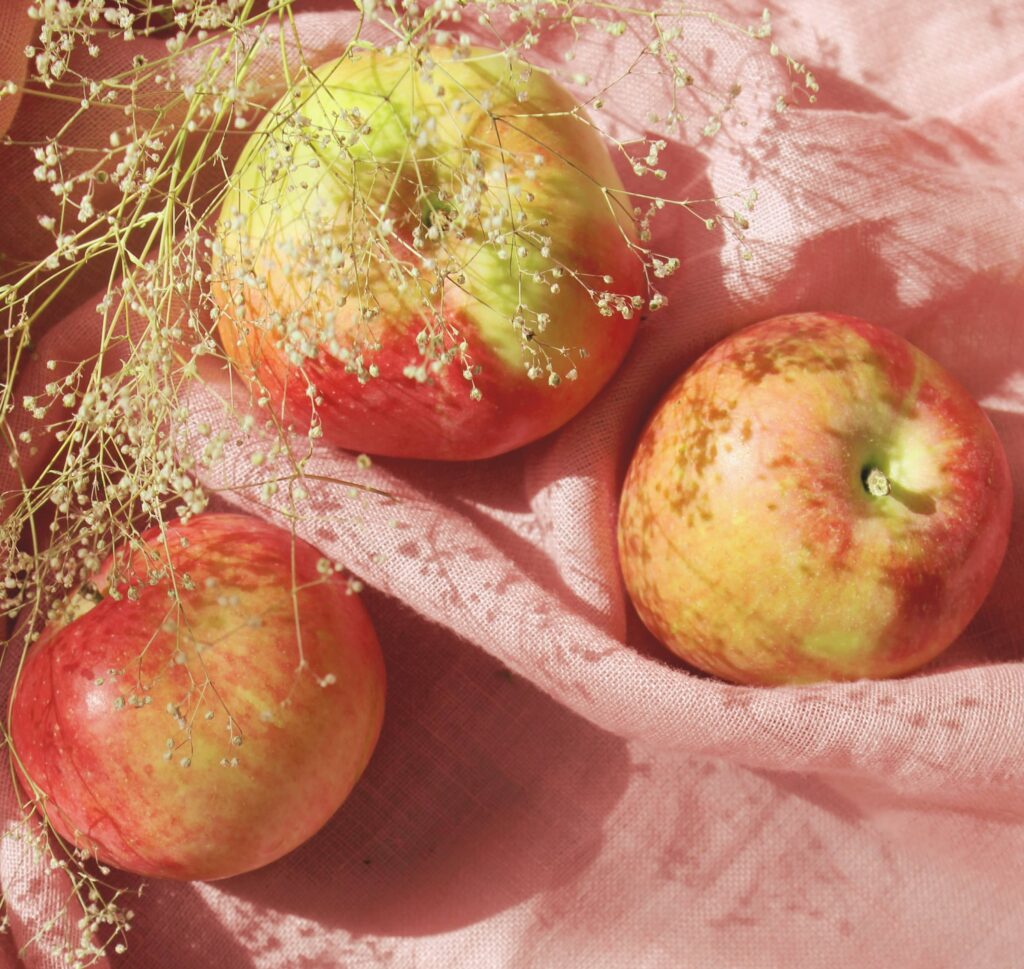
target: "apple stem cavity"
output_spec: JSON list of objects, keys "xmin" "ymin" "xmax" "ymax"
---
[{"xmin": 863, "ymin": 466, "xmax": 892, "ymax": 498}]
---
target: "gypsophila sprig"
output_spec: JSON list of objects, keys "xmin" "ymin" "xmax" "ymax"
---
[{"xmin": 1, "ymin": 1, "xmax": 812, "ymax": 962}]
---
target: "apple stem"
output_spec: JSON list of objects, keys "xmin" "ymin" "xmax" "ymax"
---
[{"xmin": 864, "ymin": 467, "xmax": 892, "ymax": 498}]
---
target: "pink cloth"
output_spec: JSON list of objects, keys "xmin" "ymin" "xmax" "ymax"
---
[{"xmin": 2, "ymin": 1, "xmax": 1023, "ymax": 966}]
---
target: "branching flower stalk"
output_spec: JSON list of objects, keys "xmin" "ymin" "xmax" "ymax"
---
[{"xmin": 0, "ymin": 0, "xmax": 815, "ymax": 962}]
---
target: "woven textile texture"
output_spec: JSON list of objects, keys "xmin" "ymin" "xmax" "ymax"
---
[{"xmin": 1, "ymin": 1, "xmax": 1023, "ymax": 966}]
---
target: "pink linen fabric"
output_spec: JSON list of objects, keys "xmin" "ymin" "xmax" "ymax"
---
[{"xmin": 2, "ymin": 1, "xmax": 1023, "ymax": 966}]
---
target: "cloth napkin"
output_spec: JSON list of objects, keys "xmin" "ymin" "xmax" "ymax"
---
[{"xmin": 1, "ymin": 0, "xmax": 1022, "ymax": 966}]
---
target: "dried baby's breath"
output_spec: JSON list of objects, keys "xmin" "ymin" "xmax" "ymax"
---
[{"xmin": 0, "ymin": 1, "xmax": 813, "ymax": 962}]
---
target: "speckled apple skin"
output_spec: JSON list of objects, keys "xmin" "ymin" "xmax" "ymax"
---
[
  {"xmin": 617, "ymin": 312, "xmax": 1013, "ymax": 685},
  {"xmin": 9, "ymin": 513, "xmax": 386, "ymax": 880}
]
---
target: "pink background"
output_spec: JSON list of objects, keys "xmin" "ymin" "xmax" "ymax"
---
[{"xmin": 2, "ymin": 1, "xmax": 1023, "ymax": 966}]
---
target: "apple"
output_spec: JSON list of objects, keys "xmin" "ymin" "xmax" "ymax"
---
[
  {"xmin": 8, "ymin": 512, "xmax": 386, "ymax": 880},
  {"xmin": 617, "ymin": 312, "xmax": 1013, "ymax": 685},
  {"xmin": 211, "ymin": 45, "xmax": 643, "ymax": 460}
]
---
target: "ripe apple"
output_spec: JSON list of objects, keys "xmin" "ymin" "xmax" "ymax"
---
[
  {"xmin": 617, "ymin": 312, "xmax": 1013, "ymax": 685},
  {"xmin": 8, "ymin": 513, "xmax": 386, "ymax": 880},
  {"xmin": 211, "ymin": 45, "xmax": 643, "ymax": 460}
]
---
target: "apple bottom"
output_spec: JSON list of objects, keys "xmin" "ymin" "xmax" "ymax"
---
[
  {"xmin": 227, "ymin": 308, "xmax": 630, "ymax": 461},
  {"xmin": 623, "ymin": 526, "xmax": 1006, "ymax": 686}
]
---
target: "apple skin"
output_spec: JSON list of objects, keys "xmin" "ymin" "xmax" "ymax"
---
[
  {"xmin": 8, "ymin": 513, "xmax": 386, "ymax": 880},
  {"xmin": 212, "ymin": 46, "xmax": 643, "ymax": 460},
  {"xmin": 617, "ymin": 312, "xmax": 1013, "ymax": 685}
]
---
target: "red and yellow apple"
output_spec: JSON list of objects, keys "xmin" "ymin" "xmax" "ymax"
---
[
  {"xmin": 617, "ymin": 312, "xmax": 1013, "ymax": 685},
  {"xmin": 8, "ymin": 513, "xmax": 385, "ymax": 880},
  {"xmin": 212, "ymin": 46, "xmax": 643, "ymax": 460}
]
